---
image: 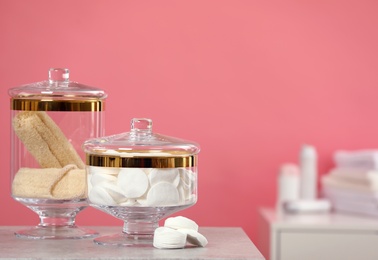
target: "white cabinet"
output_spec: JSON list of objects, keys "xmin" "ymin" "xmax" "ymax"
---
[{"xmin": 258, "ymin": 208, "xmax": 378, "ymax": 260}]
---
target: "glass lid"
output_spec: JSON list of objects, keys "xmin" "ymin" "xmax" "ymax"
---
[
  {"xmin": 9, "ymin": 68, "xmax": 107, "ymax": 111},
  {"xmin": 83, "ymin": 118, "xmax": 200, "ymax": 168},
  {"xmin": 9, "ymin": 68, "xmax": 106, "ymax": 99}
]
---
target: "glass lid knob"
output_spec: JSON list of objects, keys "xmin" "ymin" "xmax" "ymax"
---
[
  {"xmin": 131, "ymin": 118, "xmax": 153, "ymax": 132},
  {"xmin": 48, "ymin": 68, "xmax": 69, "ymax": 84}
]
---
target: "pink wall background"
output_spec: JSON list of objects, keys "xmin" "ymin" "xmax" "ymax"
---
[{"xmin": 1, "ymin": 0, "xmax": 378, "ymax": 243}]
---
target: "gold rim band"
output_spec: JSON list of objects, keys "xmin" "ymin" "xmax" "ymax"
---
[
  {"xmin": 86, "ymin": 154, "xmax": 198, "ymax": 168},
  {"xmin": 11, "ymin": 99, "xmax": 105, "ymax": 111}
]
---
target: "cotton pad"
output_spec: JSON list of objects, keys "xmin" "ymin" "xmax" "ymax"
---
[
  {"xmin": 137, "ymin": 193, "xmax": 148, "ymax": 206},
  {"xmin": 153, "ymin": 216, "xmax": 208, "ymax": 249},
  {"xmin": 137, "ymin": 198, "xmax": 148, "ymax": 206},
  {"xmin": 117, "ymin": 168, "xmax": 149, "ymax": 198},
  {"xmin": 177, "ymin": 185, "xmax": 187, "ymax": 202},
  {"xmin": 177, "ymin": 180, "xmax": 196, "ymax": 203},
  {"xmin": 98, "ymin": 181, "xmax": 127, "ymax": 203},
  {"xmin": 88, "ymin": 186, "xmax": 117, "ymax": 206},
  {"xmin": 89, "ymin": 166, "xmax": 120, "ymax": 176},
  {"xmin": 119, "ymin": 199, "xmax": 138, "ymax": 206},
  {"xmin": 164, "ymin": 216, "xmax": 199, "ymax": 231},
  {"xmin": 179, "ymin": 169, "xmax": 195, "ymax": 189},
  {"xmin": 147, "ymin": 182, "xmax": 180, "ymax": 206},
  {"xmin": 177, "ymin": 228, "xmax": 208, "ymax": 247},
  {"xmin": 179, "ymin": 169, "xmax": 190, "ymax": 189},
  {"xmin": 90, "ymin": 172, "xmax": 118, "ymax": 186},
  {"xmin": 149, "ymin": 168, "xmax": 180, "ymax": 187},
  {"xmin": 153, "ymin": 227, "xmax": 187, "ymax": 249}
]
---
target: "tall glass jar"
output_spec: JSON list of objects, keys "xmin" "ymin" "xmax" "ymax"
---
[{"xmin": 9, "ymin": 68, "xmax": 107, "ymax": 239}]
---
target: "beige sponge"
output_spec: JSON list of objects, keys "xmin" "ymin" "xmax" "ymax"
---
[
  {"xmin": 12, "ymin": 111, "xmax": 85, "ymax": 169},
  {"xmin": 12, "ymin": 165, "xmax": 86, "ymax": 200}
]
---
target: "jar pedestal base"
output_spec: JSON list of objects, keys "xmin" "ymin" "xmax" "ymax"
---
[
  {"xmin": 13, "ymin": 197, "xmax": 97, "ymax": 239},
  {"xmin": 94, "ymin": 232, "xmax": 154, "ymax": 247},
  {"xmin": 15, "ymin": 225, "xmax": 98, "ymax": 240}
]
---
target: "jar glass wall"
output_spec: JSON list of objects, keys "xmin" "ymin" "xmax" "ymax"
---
[
  {"xmin": 9, "ymin": 68, "xmax": 106, "ymax": 239},
  {"xmin": 83, "ymin": 118, "xmax": 200, "ymax": 246}
]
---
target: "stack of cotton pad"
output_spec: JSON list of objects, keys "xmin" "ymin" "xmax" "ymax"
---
[
  {"xmin": 153, "ymin": 216, "xmax": 208, "ymax": 249},
  {"xmin": 87, "ymin": 167, "xmax": 196, "ymax": 207}
]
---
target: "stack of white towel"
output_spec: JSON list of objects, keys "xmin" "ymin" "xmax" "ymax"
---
[{"xmin": 322, "ymin": 150, "xmax": 378, "ymax": 217}]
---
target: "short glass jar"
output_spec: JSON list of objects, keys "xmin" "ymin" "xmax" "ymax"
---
[{"xmin": 83, "ymin": 118, "xmax": 200, "ymax": 246}]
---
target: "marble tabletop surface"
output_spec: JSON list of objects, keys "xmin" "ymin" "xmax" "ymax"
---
[{"xmin": 0, "ymin": 226, "xmax": 265, "ymax": 260}]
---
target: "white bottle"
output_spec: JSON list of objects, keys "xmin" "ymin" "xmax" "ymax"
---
[
  {"xmin": 277, "ymin": 163, "xmax": 300, "ymax": 212},
  {"xmin": 299, "ymin": 145, "xmax": 317, "ymax": 200}
]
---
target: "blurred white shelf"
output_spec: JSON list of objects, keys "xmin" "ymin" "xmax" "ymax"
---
[
  {"xmin": 258, "ymin": 208, "xmax": 378, "ymax": 260},
  {"xmin": 0, "ymin": 226, "xmax": 264, "ymax": 260}
]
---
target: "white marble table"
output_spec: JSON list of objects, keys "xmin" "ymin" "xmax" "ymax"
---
[{"xmin": 0, "ymin": 227, "xmax": 265, "ymax": 260}]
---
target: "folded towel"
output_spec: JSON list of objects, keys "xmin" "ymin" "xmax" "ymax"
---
[
  {"xmin": 12, "ymin": 165, "xmax": 86, "ymax": 200},
  {"xmin": 331, "ymin": 200, "xmax": 378, "ymax": 217},
  {"xmin": 321, "ymin": 174, "xmax": 378, "ymax": 192},
  {"xmin": 327, "ymin": 168, "xmax": 378, "ymax": 189},
  {"xmin": 322, "ymin": 169, "xmax": 378, "ymax": 218},
  {"xmin": 334, "ymin": 150, "xmax": 378, "ymax": 170},
  {"xmin": 322, "ymin": 185, "xmax": 378, "ymax": 203}
]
